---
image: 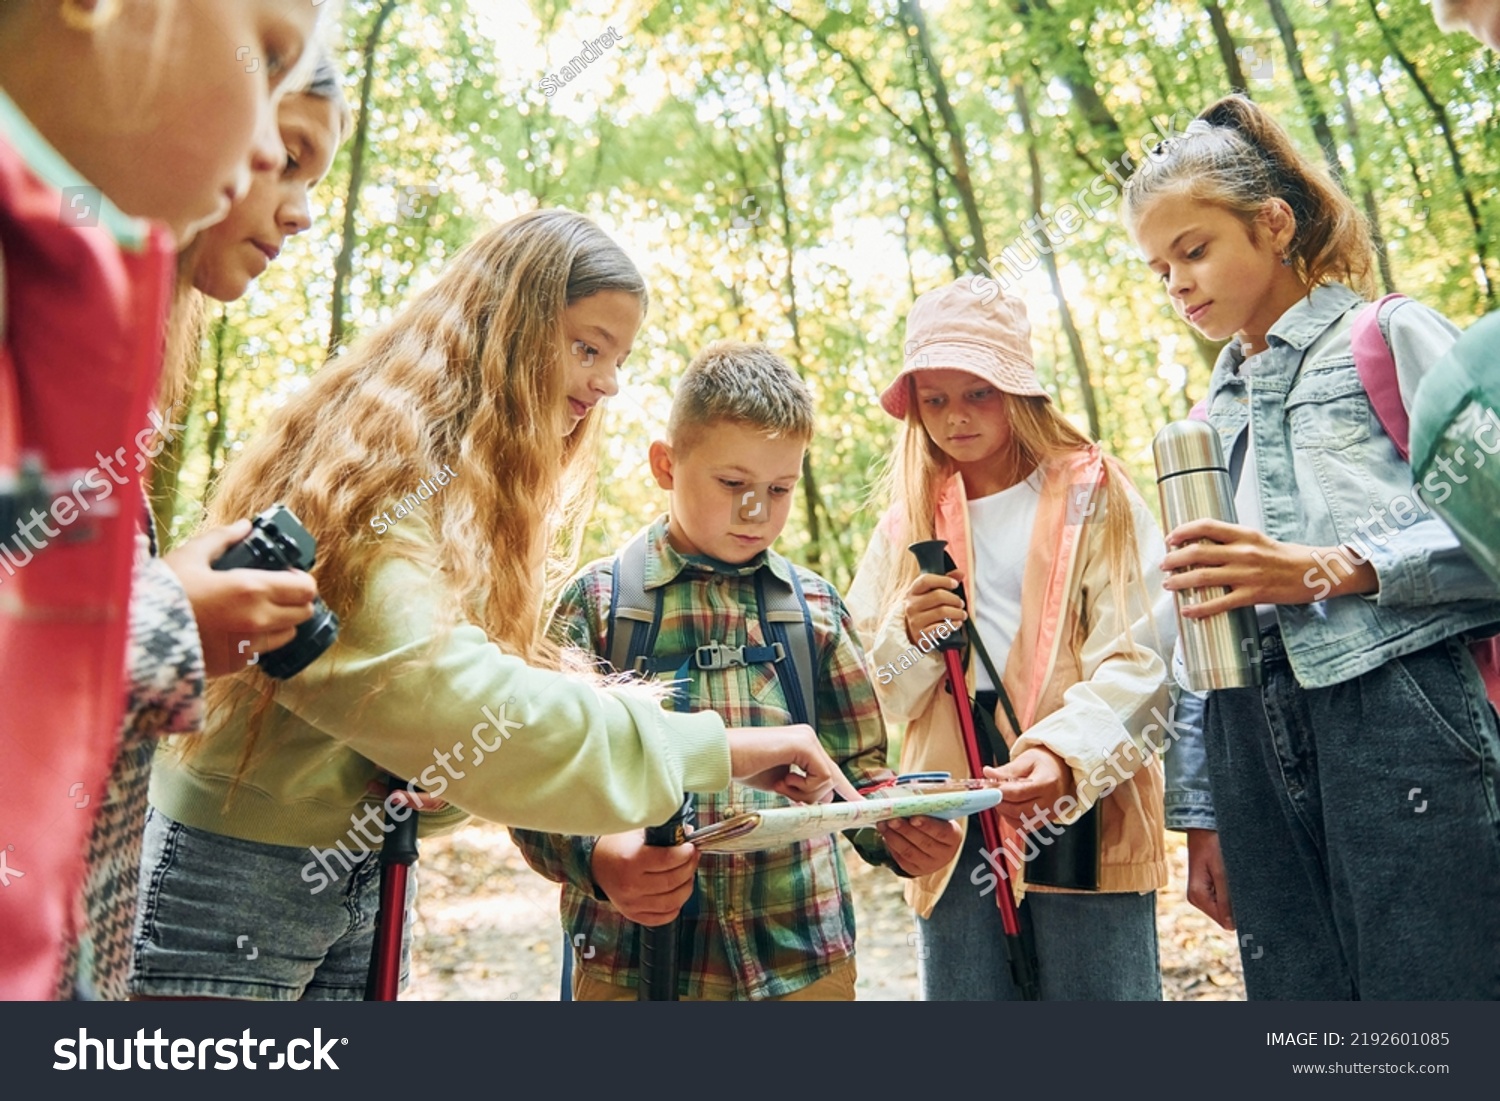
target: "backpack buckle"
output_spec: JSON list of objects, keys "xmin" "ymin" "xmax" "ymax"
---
[{"xmin": 695, "ymin": 641, "xmax": 745, "ymax": 669}]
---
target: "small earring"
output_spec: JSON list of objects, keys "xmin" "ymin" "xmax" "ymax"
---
[
  {"xmin": 59, "ymin": 0, "xmax": 118, "ymax": 32},
  {"xmin": 1280, "ymin": 252, "xmax": 1293, "ymax": 267}
]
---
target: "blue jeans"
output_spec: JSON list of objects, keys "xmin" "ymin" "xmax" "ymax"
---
[
  {"xmin": 1204, "ymin": 630, "xmax": 1500, "ymax": 999},
  {"xmin": 131, "ymin": 808, "xmax": 412, "ymax": 1000},
  {"xmin": 916, "ymin": 825, "xmax": 1160, "ymax": 1000}
]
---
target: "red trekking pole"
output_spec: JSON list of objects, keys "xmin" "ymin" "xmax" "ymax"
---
[
  {"xmin": 909, "ymin": 540, "xmax": 1039, "ymax": 1000},
  {"xmin": 365, "ymin": 777, "xmax": 420, "ymax": 1001}
]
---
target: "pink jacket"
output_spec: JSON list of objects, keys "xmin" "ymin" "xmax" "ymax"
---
[
  {"xmin": 847, "ymin": 447, "xmax": 1173, "ymax": 918},
  {"xmin": 0, "ymin": 110, "xmax": 173, "ymax": 997}
]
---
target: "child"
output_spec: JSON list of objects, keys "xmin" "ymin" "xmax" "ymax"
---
[
  {"xmin": 0, "ymin": 0, "xmax": 325, "ymax": 1000},
  {"xmin": 59, "ymin": 51, "xmax": 353, "ymax": 1001},
  {"xmin": 846, "ymin": 278, "xmax": 1173, "ymax": 1001},
  {"xmin": 513, "ymin": 342, "xmax": 961, "ymax": 1001},
  {"xmin": 184, "ymin": 53, "xmax": 354, "ymax": 307},
  {"xmin": 1125, "ymin": 94, "xmax": 1500, "ymax": 998},
  {"xmin": 132, "ymin": 212, "xmax": 858, "ymax": 1001},
  {"xmin": 1410, "ymin": 1, "xmax": 1500, "ymax": 587}
]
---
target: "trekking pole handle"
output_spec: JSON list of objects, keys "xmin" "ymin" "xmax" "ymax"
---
[
  {"xmin": 382, "ymin": 783, "xmax": 421, "ymax": 867},
  {"xmin": 909, "ymin": 539, "xmax": 967, "ymax": 651},
  {"xmin": 638, "ymin": 795, "xmax": 694, "ymax": 1002}
]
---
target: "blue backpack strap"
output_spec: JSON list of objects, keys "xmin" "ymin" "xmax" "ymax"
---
[
  {"xmin": 756, "ymin": 552, "xmax": 818, "ymax": 731},
  {"xmin": 604, "ymin": 527, "xmax": 661, "ymax": 676},
  {"xmin": 607, "ymin": 532, "xmax": 816, "ymax": 724}
]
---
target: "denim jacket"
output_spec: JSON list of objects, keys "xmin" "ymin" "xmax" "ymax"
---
[{"xmin": 1164, "ymin": 284, "xmax": 1500, "ymax": 830}]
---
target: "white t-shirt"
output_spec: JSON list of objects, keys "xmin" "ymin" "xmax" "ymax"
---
[{"xmin": 966, "ymin": 471, "xmax": 1043, "ymax": 691}]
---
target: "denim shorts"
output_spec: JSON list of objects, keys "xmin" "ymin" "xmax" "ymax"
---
[{"xmin": 130, "ymin": 807, "xmax": 412, "ymax": 1001}]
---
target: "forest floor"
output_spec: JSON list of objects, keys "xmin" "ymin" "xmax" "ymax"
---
[{"xmin": 407, "ymin": 825, "xmax": 1245, "ymax": 1001}]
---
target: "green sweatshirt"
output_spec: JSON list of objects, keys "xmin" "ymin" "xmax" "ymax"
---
[{"xmin": 149, "ymin": 555, "xmax": 732, "ymax": 855}]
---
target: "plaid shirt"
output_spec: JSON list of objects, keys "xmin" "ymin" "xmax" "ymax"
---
[{"xmin": 512, "ymin": 516, "xmax": 894, "ymax": 999}]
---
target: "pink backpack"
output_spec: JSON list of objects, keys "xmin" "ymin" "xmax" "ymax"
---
[{"xmin": 1189, "ymin": 293, "xmax": 1500, "ymax": 705}]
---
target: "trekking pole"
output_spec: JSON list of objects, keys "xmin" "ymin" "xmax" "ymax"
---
[
  {"xmin": 909, "ymin": 540, "xmax": 1039, "ymax": 1000},
  {"xmin": 637, "ymin": 795, "xmax": 694, "ymax": 1001},
  {"xmin": 365, "ymin": 776, "xmax": 420, "ymax": 1001}
]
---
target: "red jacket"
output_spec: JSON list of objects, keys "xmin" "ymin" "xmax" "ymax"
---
[{"xmin": 0, "ymin": 115, "xmax": 174, "ymax": 998}]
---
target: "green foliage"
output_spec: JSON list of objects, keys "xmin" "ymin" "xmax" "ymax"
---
[{"xmin": 167, "ymin": 0, "xmax": 1500, "ymax": 590}]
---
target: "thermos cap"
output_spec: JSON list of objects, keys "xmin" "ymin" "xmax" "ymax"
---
[{"xmin": 1154, "ymin": 420, "xmax": 1228, "ymax": 481}]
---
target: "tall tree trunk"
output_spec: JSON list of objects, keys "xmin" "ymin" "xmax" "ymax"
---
[
  {"xmin": 899, "ymin": 199, "xmax": 920, "ymax": 303},
  {"xmin": 1264, "ymin": 0, "xmax": 1344, "ymax": 183},
  {"xmin": 1365, "ymin": 0, "xmax": 1495, "ymax": 305},
  {"xmin": 202, "ymin": 311, "xmax": 229, "ymax": 493},
  {"xmin": 925, "ymin": 164, "xmax": 965, "ymax": 277},
  {"xmin": 1372, "ymin": 70, "xmax": 1429, "ymax": 201},
  {"xmin": 770, "ymin": 5, "xmax": 971, "ymax": 275},
  {"xmin": 1008, "ymin": 0, "xmax": 1127, "ymax": 163},
  {"xmin": 747, "ymin": 26, "xmax": 859, "ymax": 582},
  {"xmin": 1334, "ymin": 34, "xmax": 1395, "ymax": 294},
  {"xmin": 908, "ymin": 68, "xmax": 966, "ymax": 274},
  {"xmin": 899, "ymin": 0, "xmax": 988, "ymax": 268},
  {"xmin": 1014, "ymin": 80, "xmax": 1101, "ymax": 442},
  {"xmin": 328, "ymin": 0, "xmax": 400, "ymax": 355},
  {"xmin": 1202, "ymin": 1, "xmax": 1250, "ymax": 94}
]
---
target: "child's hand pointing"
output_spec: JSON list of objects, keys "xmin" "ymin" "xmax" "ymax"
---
[{"xmin": 727, "ymin": 725, "xmax": 863, "ymax": 804}]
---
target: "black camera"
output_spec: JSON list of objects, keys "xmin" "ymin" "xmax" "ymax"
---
[{"xmin": 211, "ymin": 504, "xmax": 339, "ymax": 679}]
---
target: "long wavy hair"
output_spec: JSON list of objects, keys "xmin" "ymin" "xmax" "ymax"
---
[
  {"xmin": 194, "ymin": 209, "xmax": 646, "ymax": 774},
  {"xmin": 874, "ymin": 384, "xmax": 1147, "ymax": 655}
]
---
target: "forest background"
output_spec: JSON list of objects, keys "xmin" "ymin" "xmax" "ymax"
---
[{"xmin": 152, "ymin": 0, "xmax": 1500, "ymax": 595}]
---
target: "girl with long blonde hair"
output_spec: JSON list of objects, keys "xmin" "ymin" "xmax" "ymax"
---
[
  {"xmin": 847, "ymin": 278, "xmax": 1173, "ymax": 1000},
  {"xmin": 133, "ymin": 209, "xmax": 855, "ymax": 1000}
]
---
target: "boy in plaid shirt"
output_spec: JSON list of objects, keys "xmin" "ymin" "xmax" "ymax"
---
[{"xmin": 513, "ymin": 342, "xmax": 961, "ymax": 1000}]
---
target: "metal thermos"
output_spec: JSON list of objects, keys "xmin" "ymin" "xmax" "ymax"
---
[{"xmin": 1153, "ymin": 420, "xmax": 1262, "ymax": 690}]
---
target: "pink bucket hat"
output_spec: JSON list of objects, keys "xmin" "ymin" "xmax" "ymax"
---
[{"xmin": 879, "ymin": 276, "xmax": 1049, "ymax": 419}]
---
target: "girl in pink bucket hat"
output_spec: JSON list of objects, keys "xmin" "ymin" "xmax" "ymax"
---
[{"xmin": 847, "ymin": 277, "xmax": 1174, "ymax": 1000}]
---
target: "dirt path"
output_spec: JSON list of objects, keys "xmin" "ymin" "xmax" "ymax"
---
[{"xmin": 407, "ymin": 825, "xmax": 1244, "ymax": 1000}]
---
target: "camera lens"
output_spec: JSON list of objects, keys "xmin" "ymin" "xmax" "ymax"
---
[
  {"xmin": 212, "ymin": 505, "xmax": 339, "ymax": 678},
  {"xmin": 259, "ymin": 600, "xmax": 340, "ymax": 679}
]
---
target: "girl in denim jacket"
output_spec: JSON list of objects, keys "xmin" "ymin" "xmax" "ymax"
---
[{"xmin": 1127, "ymin": 94, "xmax": 1500, "ymax": 999}]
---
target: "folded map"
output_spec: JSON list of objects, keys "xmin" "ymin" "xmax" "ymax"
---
[{"xmin": 688, "ymin": 786, "xmax": 1004, "ymax": 854}]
